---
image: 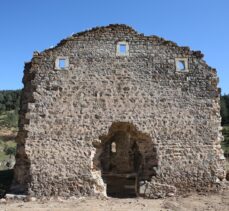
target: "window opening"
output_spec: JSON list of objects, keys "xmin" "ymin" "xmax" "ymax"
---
[
  {"xmin": 176, "ymin": 58, "xmax": 188, "ymax": 72},
  {"xmin": 59, "ymin": 59, "xmax": 66, "ymax": 69},
  {"xmin": 116, "ymin": 41, "xmax": 129, "ymax": 56},
  {"xmin": 55, "ymin": 57, "xmax": 69, "ymax": 70},
  {"xmin": 111, "ymin": 142, "xmax": 116, "ymax": 153},
  {"xmin": 119, "ymin": 44, "xmax": 127, "ymax": 54},
  {"xmin": 178, "ymin": 60, "xmax": 185, "ymax": 71}
]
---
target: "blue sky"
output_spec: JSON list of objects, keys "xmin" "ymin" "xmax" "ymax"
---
[{"xmin": 0, "ymin": 0, "xmax": 228, "ymax": 94}]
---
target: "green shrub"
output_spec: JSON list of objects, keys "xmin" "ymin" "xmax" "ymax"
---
[
  {"xmin": 222, "ymin": 126, "xmax": 229, "ymax": 154},
  {"xmin": 6, "ymin": 111, "xmax": 18, "ymax": 128},
  {"xmin": 4, "ymin": 146, "xmax": 16, "ymax": 157},
  {"xmin": 0, "ymin": 110, "xmax": 19, "ymax": 128},
  {"xmin": 221, "ymin": 94, "xmax": 229, "ymax": 125},
  {"xmin": 0, "ymin": 90, "xmax": 21, "ymax": 113}
]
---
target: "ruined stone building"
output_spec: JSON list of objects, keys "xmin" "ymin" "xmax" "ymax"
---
[{"xmin": 12, "ymin": 24, "xmax": 226, "ymax": 198}]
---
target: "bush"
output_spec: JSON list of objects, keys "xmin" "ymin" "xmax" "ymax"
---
[
  {"xmin": 222, "ymin": 126, "xmax": 229, "ymax": 143},
  {"xmin": 0, "ymin": 90, "xmax": 21, "ymax": 113},
  {"xmin": 4, "ymin": 146, "xmax": 16, "ymax": 157},
  {"xmin": 221, "ymin": 94, "xmax": 229, "ymax": 125},
  {"xmin": 6, "ymin": 111, "xmax": 18, "ymax": 128},
  {"xmin": 0, "ymin": 110, "xmax": 19, "ymax": 128}
]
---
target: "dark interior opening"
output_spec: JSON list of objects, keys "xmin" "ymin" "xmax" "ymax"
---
[
  {"xmin": 100, "ymin": 131, "xmax": 142, "ymax": 198},
  {"xmin": 103, "ymin": 174, "xmax": 137, "ymax": 198},
  {"xmin": 98, "ymin": 122, "xmax": 158, "ymax": 198}
]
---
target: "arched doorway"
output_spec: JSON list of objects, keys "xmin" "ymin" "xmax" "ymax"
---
[{"xmin": 99, "ymin": 122, "xmax": 158, "ymax": 198}]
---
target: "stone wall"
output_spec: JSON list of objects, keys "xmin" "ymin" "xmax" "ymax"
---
[{"xmin": 12, "ymin": 24, "xmax": 226, "ymax": 198}]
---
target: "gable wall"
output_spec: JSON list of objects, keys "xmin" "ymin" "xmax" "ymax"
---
[{"xmin": 13, "ymin": 25, "xmax": 225, "ymax": 197}]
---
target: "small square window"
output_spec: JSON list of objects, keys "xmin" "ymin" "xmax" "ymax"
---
[
  {"xmin": 119, "ymin": 44, "xmax": 127, "ymax": 54},
  {"xmin": 176, "ymin": 58, "xmax": 188, "ymax": 72},
  {"xmin": 116, "ymin": 41, "xmax": 129, "ymax": 56},
  {"xmin": 178, "ymin": 61, "xmax": 185, "ymax": 71},
  {"xmin": 59, "ymin": 59, "xmax": 66, "ymax": 69},
  {"xmin": 55, "ymin": 57, "xmax": 69, "ymax": 70}
]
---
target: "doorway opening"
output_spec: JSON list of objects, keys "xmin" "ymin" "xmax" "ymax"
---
[{"xmin": 99, "ymin": 122, "xmax": 158, "ymax": 198}]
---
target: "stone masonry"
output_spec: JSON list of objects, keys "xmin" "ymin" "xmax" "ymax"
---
[{"xmin": 12, "ymin": 24, "xmax": 226, "ymax": 198}]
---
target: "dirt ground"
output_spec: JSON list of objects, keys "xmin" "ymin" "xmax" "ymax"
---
[{"xmin": 0, "ymin": 189, "xmax": 229, "ymax": 211}]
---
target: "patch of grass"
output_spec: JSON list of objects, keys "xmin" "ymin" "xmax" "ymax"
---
[
  {"xmin": 0, "ymin": 151, "xmax": 7, "ymax": 162},
  {"xmin": 0, "ymin": 115, "xmax": 17, "ymax": 170}
]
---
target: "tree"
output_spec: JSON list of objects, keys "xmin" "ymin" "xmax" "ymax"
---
[
  {"xmin": 221, "ymin": 95, "xmax": 229, "ymax": 125},
  {"xmin": 0, "ymin": 90, "xmax": 21, "ymax": 112}
]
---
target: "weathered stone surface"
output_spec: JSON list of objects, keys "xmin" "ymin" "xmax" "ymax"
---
[
  {"xmin": 0, "ymin": 198, "xmax": 6, "ymax": 203},
  {"xmin": 12, "ymin": 24, "xmax": 225, "ymax": 198},
  {"xmin": 139, "ymin": 180, "xmax": 176, "ymax": 198},
  {"xmin": 5, "ymin": 194, "xmax": 27, "ymax": 201},
  {"xmin": 27, "ymin": 196, "xmax": 37, "ymax": 202}
]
